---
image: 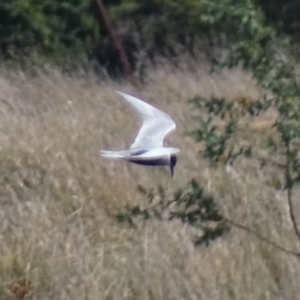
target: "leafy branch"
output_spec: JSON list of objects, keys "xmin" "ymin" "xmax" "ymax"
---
[
  {"xmin": 115, "ymin": 180, "xmax": 229, "ymax": 247},
  {"xmin": 115, "ymin": 180, "xmax": 300, "ymax": 258}
]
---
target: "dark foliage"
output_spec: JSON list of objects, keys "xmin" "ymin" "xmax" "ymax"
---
[
  {"xmin": 115, "ymin": 180, "xmax": 230, "ymax": 247},
  {"xmin": 1, "ymin": 0, "xmax": 299, "ymax": 72}
]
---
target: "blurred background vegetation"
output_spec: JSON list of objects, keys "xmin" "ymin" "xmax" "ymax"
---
[{"xmin": 0, "ymin": 0, "xmax": 299, "ymax": 73}]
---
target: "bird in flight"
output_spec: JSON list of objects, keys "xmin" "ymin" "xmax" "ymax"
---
[{"xmin": 101, "ymin": 91, "xmax": 180, "ymax": 176}]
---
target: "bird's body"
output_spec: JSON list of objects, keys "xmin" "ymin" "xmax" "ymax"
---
[{"xmin": 101, "ymin": 91, "xmax": 180, "ymax": 176}]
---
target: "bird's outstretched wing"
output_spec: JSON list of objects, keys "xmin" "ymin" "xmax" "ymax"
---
[{"xmin": 115, "ymin": 91, "xmax": 176, "ymax": 149}]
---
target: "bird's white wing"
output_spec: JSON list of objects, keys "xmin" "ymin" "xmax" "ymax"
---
[
  {"xmin": 130, "ymin": 147, "xmax": 180, "ymax": 159},
  {"xmin": 115, "ymin": 91, "xmax": 176, "ymax": 149}
]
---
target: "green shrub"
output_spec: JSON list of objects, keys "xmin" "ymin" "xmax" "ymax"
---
[
  {"xmin": 0, "ymin": 0, "xmax": 100, "ymax": 64},
  {"xmin": 0, "ymin": 0, "xmax": 299, "ymax": 72}
]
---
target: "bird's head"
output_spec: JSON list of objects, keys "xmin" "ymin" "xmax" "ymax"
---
[{"xmin": 169, "ymin": 155, "xmax": 177, "ymax": 177}]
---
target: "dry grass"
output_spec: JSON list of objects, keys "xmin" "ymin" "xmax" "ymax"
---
[{"xmin": 0, "ymin": 61, "xmax": 299, "ymax": 300}]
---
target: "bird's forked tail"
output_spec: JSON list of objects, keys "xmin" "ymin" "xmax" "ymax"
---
[{"xmin": 100, "ymin": 150, "xmax": 127, "ymax": 159}]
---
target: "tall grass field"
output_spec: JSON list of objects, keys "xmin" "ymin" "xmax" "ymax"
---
[{"xmin": 0, "ymin": 61, "xmax": 299, "ymax": 300}]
